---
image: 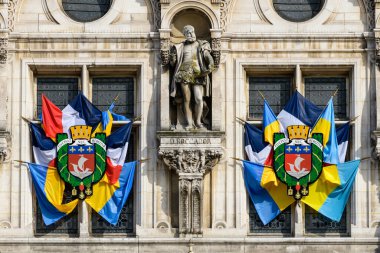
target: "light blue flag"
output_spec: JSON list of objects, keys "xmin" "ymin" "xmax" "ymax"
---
[
  {"xmin": 310, "ymin": 98, "xmax": 339, "ymax": 164},
  {"xmin": 318, "ymin": 160, "xmax": 360, "ymax": 221}
]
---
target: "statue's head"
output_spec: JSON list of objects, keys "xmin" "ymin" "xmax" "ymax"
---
[{"xmin": 182, "ymin": 25, "xmax": 196, "ymax": 42}]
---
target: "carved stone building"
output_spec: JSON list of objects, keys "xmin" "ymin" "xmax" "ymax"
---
[{"xmin": 0, "ymin": 0, "xmax": 379, "ymax": 252}]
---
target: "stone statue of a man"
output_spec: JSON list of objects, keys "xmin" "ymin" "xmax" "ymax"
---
[{"xmin": 169, "ymin": 25, "xmax": 215, "ymax": 130}]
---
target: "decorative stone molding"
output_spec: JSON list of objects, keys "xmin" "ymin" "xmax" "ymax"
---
[
  {"xmin": 158, "ymin": 131, "xmax": 224, "ymax": 235},
  {"xmin": 0, "ymin": 131, "xmax": 10, "ymax": 163},
  {"xmin": 159, "ymin": 29, "xmax": 171, "ymax": 66},
  {"xmin": 211, "ymin": 0, "xmax": 221, "ymax": 4},
  {"xmin": 160, "ymin": 0, "xmax": 170, "ymax": 4}
]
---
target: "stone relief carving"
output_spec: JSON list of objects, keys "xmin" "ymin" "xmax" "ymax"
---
[
  {"xmin": 191, "ymin": 179, "xmax": 201, "ymax": 234},
  {"xmin": 220, "ymin": 0, "xmax": 234, "ymax": 32},
  {"xmin": 211, "ymin": 37, "xmax": 221, "ymax": 68},
  {"xmin": 180, "ymin": 179, "xmax": 191, "ymax": 233},
  {"xmin": 159, "ymin": 149, "xmax": 222, "ymax": 174},
  {"xmin": 150, "ymin": 0, "xmax": 161, "ymax": 31},
  {"xmin": 0, "ymin": 37, "xmax": 7, "ymax": 64},
  {"xmin": 160, "ymin": 36, "xmax": 170, "ymax": 66},
  {"xmin": 7, "ymin": 0, "xmax": 16, "ymax": 32},
  {"xmin": 364, "ymin": 0, "xmax": 375, "ymax": 31}
]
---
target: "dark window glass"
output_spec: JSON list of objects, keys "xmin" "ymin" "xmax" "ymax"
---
[
  {"xmin": 35, "ymin": 183, "xmax": 78, "ymax": 235},
  {"xmin": 305, "ymin": 205, "xmax": 348, "ymax": 235},
  {"xmin": 37, "ymin": 77, "xmax": 79, "ymax": 118},
  {"xmin": 249, "ymin": 201, "xmax": 291, "ymax": 234},
  {"xmin": 305, "ymin": 77, "xmax": 347, "ymax": 119},
  {"xmin": 92, "ymin": 77, "xmax": 134, "ymax": 119},
  {"xmin": 91, "ymin": 132, "xmax": 135, "ymax": 234},
  {"xmin": 273, "ymin": 0, "xmax": 325, "ymax": 22},
  {"xmin": 62, "ymin": 0, "xmax": 111, "ymax": 23},
  {"xmin": 248, "ymin": 77, "xmax": 291, "ymax": 119}
]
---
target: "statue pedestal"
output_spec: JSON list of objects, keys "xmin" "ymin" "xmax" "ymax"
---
[{"xmin": 157, "ymin": 131, "xmax": 224, "ymax": 236}]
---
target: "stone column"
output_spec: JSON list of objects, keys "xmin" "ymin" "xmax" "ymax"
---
[{"xmin": 158, "ymin": 131, "xmax": 224, "ymax": 236}]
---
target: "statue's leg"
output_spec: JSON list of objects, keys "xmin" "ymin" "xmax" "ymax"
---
[
  {"xmin": 193, "ymin": 85, "xmax": 204, "ymax": 128},
  {"xmin": 180, "ymin": 82, "xmax": 193, "ymax": 129}
]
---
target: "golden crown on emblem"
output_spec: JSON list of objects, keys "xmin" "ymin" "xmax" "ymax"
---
[
  {"xmin": 70, "ymin": 125, "xmax": 92, "ymax": 140},
  {"xmin": 287, "ymin": 125, "xmax": 310, "ymax": 140}
]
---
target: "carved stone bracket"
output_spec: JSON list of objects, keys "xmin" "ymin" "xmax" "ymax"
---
[
  {"xmin": 158, "ymin": 131, "xmax": 224, "ymax": 235},
  {"xmin": 159, "ymin": 29, "xmax": 171, "ymax": 66}
]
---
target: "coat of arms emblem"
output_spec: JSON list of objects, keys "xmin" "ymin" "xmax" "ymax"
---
[
  {"xmin": 57, "ymin": 126, "xmax": 107, "ymax": 199},
  {"xmin": 274, "ymin": 125, "xmax": 323, "ymax": 200}
]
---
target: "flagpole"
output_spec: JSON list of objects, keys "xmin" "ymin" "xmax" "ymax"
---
[
  {"xmin": 258, "ymin": 90, "xmax": 266, "ymax": 100},
  {"xmin": 14, "ymin": 160, "xmax": 29, "ymax": 164},
  {"xmin": 112, "ymin": 93, "xmax": 120, "ymax": 103},
  {"xmin": 349, "ymin": 115, "xmax": 359, "ymax": 125},
  {"xmin": 332, "ymin": 88, "xmax": 339, "ymax": 97},
  {"xmin": 235, "ymin": 117, "xmax": 247, "ymax": 125},
  {"xmin": 230, "ymin": 157, "xmax": 245, "ymax": 162},
  {"xmin": 21, "ymin": 116, "xmax": 32, "ymax": 123},
  {"xmin": 133, "ymin": 115, "xmax": 142, "ymax": 122}
]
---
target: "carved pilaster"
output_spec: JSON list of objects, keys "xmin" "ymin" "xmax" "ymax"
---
[
  {"xmin": 191, "ymin": 178, "xmax": 202, "ymax": 234},
  {"xmin": 158, "ymin": 131, "xmax": 224, "ymax": 235},
  {"xmin": 179, "ymin": 179, "xmax": 191, "ymax": 234}
]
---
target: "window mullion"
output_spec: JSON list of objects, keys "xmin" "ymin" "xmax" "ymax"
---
[{"xmin": 81, "ymin": 64, "xmax": 90, "ymax": 99}]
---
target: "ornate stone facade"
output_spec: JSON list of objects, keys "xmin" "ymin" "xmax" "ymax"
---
[{"xmin": 0, "ymin": 0, "xmax": 378, "ymax": 252}]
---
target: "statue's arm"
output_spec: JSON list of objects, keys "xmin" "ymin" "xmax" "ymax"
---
[
  {"xmin": 169, "ymin": 45, "xmax": 177, "ymax": 67},
  {"xmin": 203, "ymin": 49, "xmax": 214, "ymax": 70},
  {"xmin": 200, "ymin": 41, "xmax": 215, "ymax": 72}
]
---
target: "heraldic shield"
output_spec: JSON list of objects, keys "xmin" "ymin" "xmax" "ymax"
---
[
  {"xmin": 273, "ymin": 125, "xmax": 323, "ymax": 200},
  {"xmin": 57, "ymin": 126, "xmax": 107, "ymax": 200}
]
